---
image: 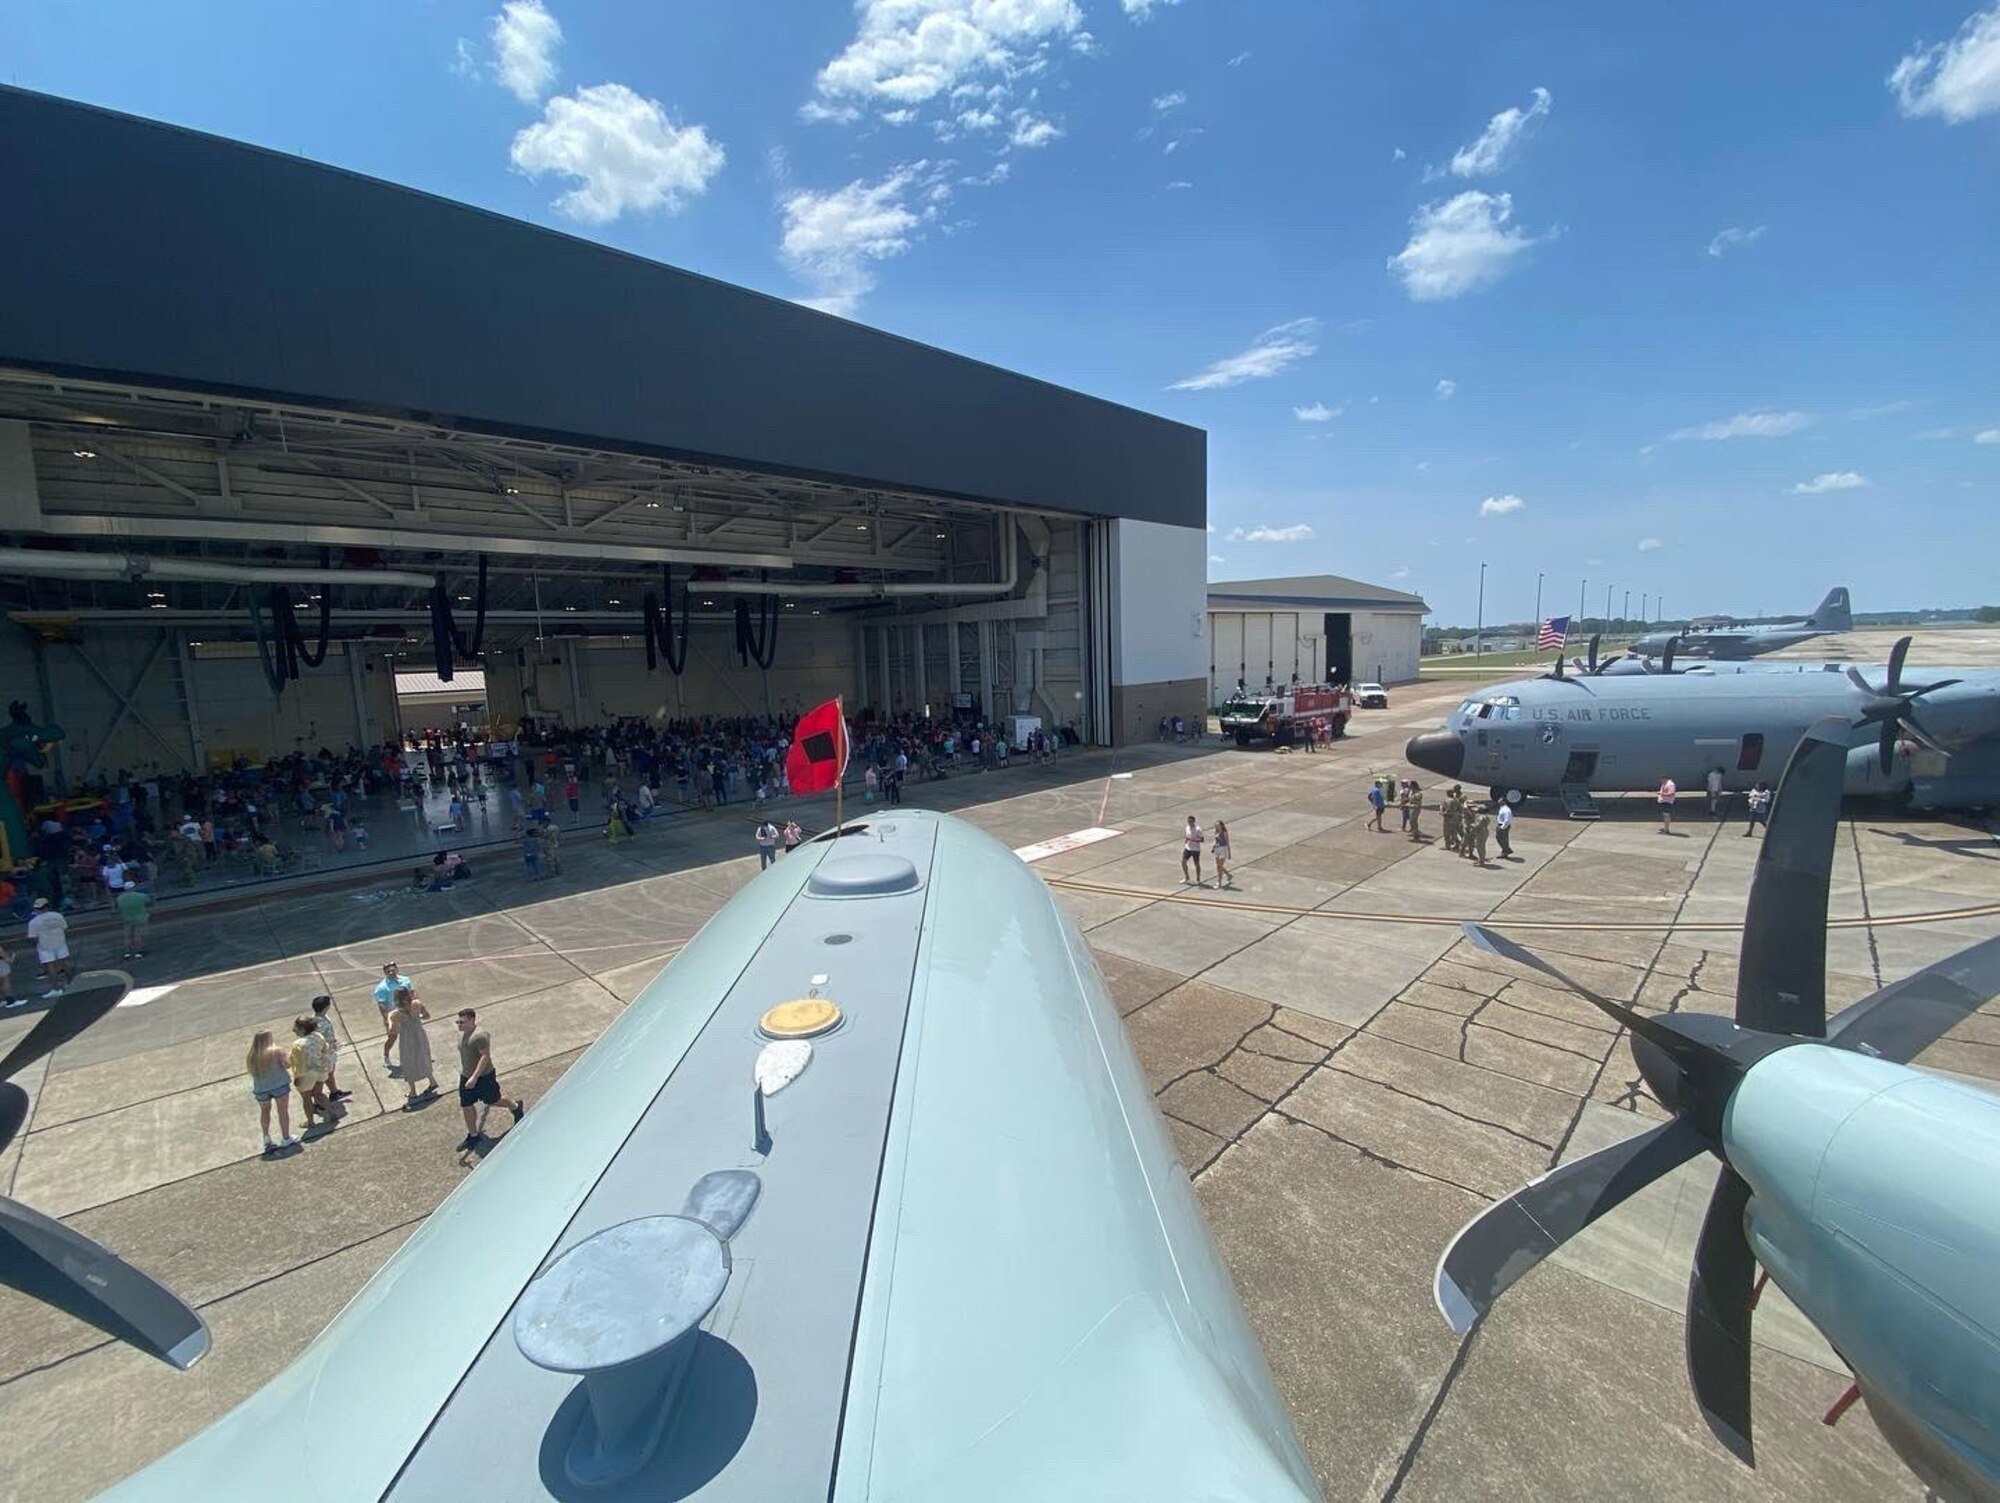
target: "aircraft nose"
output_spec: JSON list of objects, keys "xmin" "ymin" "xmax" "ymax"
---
[{"xmin": 1405, "ymin": 731, "xmax": 1465, "ymax": 779}]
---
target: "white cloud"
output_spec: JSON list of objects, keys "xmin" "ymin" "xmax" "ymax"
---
[
  {"xmin": 1391, "ymin": 566, "xmax": 1411, "ymax": 579},
  {"xmin": 1915, "ymin": 426, "xmax": 1956, "ymax": 440},
  {"xmin": 1637, "ymin": 537, "xmax": 1664, "ymax": 551},
  {"xmin": 1706, "ymin": 224, "xmax": 1767, "ymax": 258},
  {"xmin": 1890, "ymin": 4, "xmax": 2000, "ymax": 122},
  {"xmin": 1435, "ymin": 377, "xmax": 1457, "ymax": 400},
  {"xmin": 1152, "ymin": 90, "xmax": 1186, "ymax": 113},
  {"xmin": 1391, "ymin": 146, "xmax": 1406, "ymax": 161},
  {"xmin": 1976, "ymin": 428, "xmax": 2000, "ymax": 444},
  {"xmin": 1293, "ymin": 401, "xmax": 1342, "ymax": 422},
  {"xmin": 1227, "ymin": 51, "xmax": 1251, "ymax": 67},
  {"xmin": 1170, "ymin": 318, "xmax": 1320, "ymax": 391},
  {"xmin": 1123, "ymin": 0, "xmax": 1181, "ymax": 19},
  {"xmin": 1238, "ymin": 524, "xmax": 1316, "ymax": 543},
  {"xmin": 809, "ymin": 0, "xmax": 1082, "ymax": 123},
  {"xmin": 1165, "ymin": 179, "xmax": 1194, "ymax": 190},
  {"xmin": 1208, "ymin": 553, "xmax": 1226, "ymax": 565},
  {"xmin": 780, "ymin": 166, "xmax": 932, "ymax": 316},
  {"xmin": 491, "ymin": 0, "xmax": 563, "ymax": 104},
  {"xmin": 452, "ymin": 37, "xmax": 482, "ymax": 80},
  {"xmin": 1792, "ymin": 471, "xmax": 1870, "ymax": 494},
  {"xmin": 1669, "ymin": 410, "xmax": 1813, "ymax": 440},
  {"xmin": 1009, "ymin": 111, "xmax": 1062, "ymax": 148},
  {"xmin": 1448, "ymin": 87, "xmax": 1551, "ymax": 177},
  {"xmin": 1849, "ymin": 399, "xmax": 1915, "ymax": 419},
  {"xmin": 1415, "ymin": 460, "xmax": 1432, "ymax": 472},
  {"xmin": 1480, "ymin": 494, "xmax": 1525, "ymax": 517},
  {"xmin": 510, "ymin": 84, "xmax": 723, "ymax": 224},
  {"xmin": 1388, "ymin": 191, "xmax": 1544, "ymax": 301}
]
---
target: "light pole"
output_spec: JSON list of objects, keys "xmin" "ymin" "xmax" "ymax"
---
[
  {"xmin": 1605, "ymin": 582, "xmax": 1613, "ymax": 623},
  {"xmin": 1642, "ymin": 592, "xmax": 1649, "ymax": 623},
  {"xmin": 1475, "ymin": 561, "xmax": 1486, "ymax": 662},
  {"xmin": 1623, "ymin": 589, "xmax": 1630, "ymax": 624},
  {"xmin": 1579, "ymin": 578, "xmax": 1588, "ymax": 627},
  {"xmin": 1534, "ymin": 571, "xmax": 1544, "ymax": 631}
]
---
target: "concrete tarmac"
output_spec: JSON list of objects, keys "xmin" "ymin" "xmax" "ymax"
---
[{"xmin": 3, "ymin": 673, "xmax": 1996, "ymax": 1500}]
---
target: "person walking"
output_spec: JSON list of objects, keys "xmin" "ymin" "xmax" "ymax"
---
[
  {"xmin": 1743, "ymin": 781, "xmax": 1773, "ymax": 837},
  {"xmin": 564, "ymin": 775, "xmax": 580, "ymax": 820},
  {"xmin": 541, "ymin": 819, "xmax": 563, "ymax": 876},
  {"xmin": 310, "ymin": 994, "xmax": 352, "ymax": 1103},
  {"xmin": 521, "ymin": 824, "xmax": 543, "ymax": 880},
  {"xmin": 755, "ymin": 819, "xmax": 780, "ymax": 870},
  {"xmin": 26, "ymin": 898, "xmax": 70, "ymax": 998},
  {"xmin": 288, "ymin": 1016, "xmax": 332, "ymax": 1133},
  {"xmin": 782, "ymin": 819, "xmax": 803, "ymax": 857},
  {"xmin": 0, "ymin": 940, "xmax": 21, "ymax": 1011},
  {"xmin": 1367, "ymin": 779, "xmax": 1387, "ymax": 832},
  {"xmin": 373, "ymin": 962, "xmax": 410, "ymax": 1070},
  {"xmin": 1494, "ymin": 799, "xmax": 1515, "ymax": 860},
  {"xmin": 1212, "ymin": 820, "xmax": 1234, "ymax": 890},
  {"xmin": 1180, "ymin": 816, "xmax": 1205, "ymax": 887},
  {"xmin": 394, "ymin": 985, "xmax": 439, "ymax": 1103},
  {"xmin": 1706, "ymin": 766, "xmax": 1725, "ymax": 819},
  {"xmin": 246, "ymin": 1030, "xmax": 299, "ymax": 1155},
  {"xmin": 1407, "ymin": 782, "xmax": 1426, "ymax": 842},
  {"xmin": 1656, "ymin": 776, "xmax": 1677, "ymax": 835},
  {"xmin": 454, "ymin": 1008, "xmax": 526, "ymax": 1152},
  {"xmin": 1468, "ymin": 803, "xmax": 1492, "ymax": 867},
  {"xmin": 116, "ymin": 882, "xmax": 152, "ymax": 960},
  {"xmin": 1398, "ymin": 780, "xmax": 1412, "ymax": 833}
]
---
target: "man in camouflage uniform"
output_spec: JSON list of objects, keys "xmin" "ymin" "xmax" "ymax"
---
[
  {"xmin": 1442, "ymin": 785, "xmax": 1465, "ymax": 853},
  {"xmin": 1468, "ymin": 802, "xmax": 1492, "ymax": 867},
  {"xmin": 1406, "ymin": 781, "xmax": 1426, "ymax": 842}
]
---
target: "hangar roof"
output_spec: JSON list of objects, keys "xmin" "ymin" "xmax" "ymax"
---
[
  {"xmin": 1207, "ymin": 575, "xmax": 1430, "ymax": 614},
  {"xmin": 0, "ymin": 87, "xmax": 1203, "ymax": 531}
]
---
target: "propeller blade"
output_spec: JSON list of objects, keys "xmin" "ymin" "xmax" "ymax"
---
[
  {"xmin": 1736, "ymin": 721, "xmax": 1847, "ymax": 1036},
  {"xmin": 0, "ymin": 1193, "xmax": 209, "ymax": 1370},
  {"xmin": 1460, "ymin": 924, "xmax": 1694, "ymax": 1063},
  {"xmin": 1435, "ymin": 1116, "xmax": 1707, "ymax": 1334},
  {"xmin": 0, "ymin": 975, "xmax": 128, "ymax": 1084},
  {"xmin": 1903, "ymin": 677, "xmax": 1961, "ymax": 698},
  {"xmin": 1843, "ymin": 665, "xmax": 1877, "ymax": 697},
  {"xmin": 0, "ymin": 1081, "xmax": 27, "ymax": 1156},
  {"xmin": 1662, "ymin": 637, "xmax": 1679, "ymax": 674},
  {"xmin": 1886, "ymin": 635, "xmax": 1910, "ymax": 694},
  {"xmin": 1899, "ymin": 715, "xmax": 1951, "ymax": 758},
  {"xmin": 1587, "ymin": 634, "xmax": 1601, "ymax": 674},
  {"xmin": 1878, "ymin": 721, "xmax": 1897, "ymax": 776},
  {"xmin": 1827, "ymin": 932, "xmax": 2000, "ymax": 1066},
  {"xmin": 1686, "ymin": 1167, "xmax": 1757, "ymax": 1466}
]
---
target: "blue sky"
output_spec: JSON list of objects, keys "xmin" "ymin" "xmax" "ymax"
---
[{"xmin": 5, "ymin": 1, "xmax": 1998, "ymax": 624}]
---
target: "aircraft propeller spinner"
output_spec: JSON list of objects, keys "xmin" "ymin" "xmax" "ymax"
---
[
  {"xmin": 1433, "ymin": 719, "xmax": 2000, "ymax": 1467},
  {"xmin": 1843, "ymin": 634, "xmax": 1960, "ymax": 773},
  {"xmin": 0, "ymin": 974, "xmax": 211, "ymax": 1371}
]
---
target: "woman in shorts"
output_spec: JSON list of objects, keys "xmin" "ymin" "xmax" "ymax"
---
[
  {"xmin": 247, "ymin": 1029, "xmax": 299, "ymax": 1153},
  {"xmin": 1211, "ymin": 820, "xmax": 1233, "ymax": 890}
]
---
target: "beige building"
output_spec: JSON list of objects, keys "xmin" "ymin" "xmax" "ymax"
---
[{"xmin": 1207, "ymin": 575, "xmax": 1430, "ymax": 703}]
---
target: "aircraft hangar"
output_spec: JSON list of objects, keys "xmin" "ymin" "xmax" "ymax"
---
[{"xmin": 0, "ymin": 86, "xmax": 1210, "ymax": 786}]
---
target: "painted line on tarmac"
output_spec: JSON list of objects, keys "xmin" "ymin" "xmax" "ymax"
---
[
  {"xmin": 1014, "ymin": 828, "xmax": 1123, "ymax": 864},
  {"xmin": 1042, "ymin": 875, "xmax": 2000, "ymax": 933}
]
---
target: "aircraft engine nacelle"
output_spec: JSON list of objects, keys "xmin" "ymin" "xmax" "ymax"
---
[{"xmin": 1840, "ymin": 743, "xmax": 1913, "ymax": 797}]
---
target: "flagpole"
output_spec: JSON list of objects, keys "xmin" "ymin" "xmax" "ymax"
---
[{"xmin": 834, "ymin": 694, "xmax": 845, "ymax": 836}]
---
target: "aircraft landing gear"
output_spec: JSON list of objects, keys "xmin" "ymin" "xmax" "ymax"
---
[{"xmin": 1491, "ymin": 786, "xmax": 1523, "ymax": 806}]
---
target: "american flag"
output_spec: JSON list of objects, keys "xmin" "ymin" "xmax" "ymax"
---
[{"xmin": 1536, "ymin": 615, "xmax": 1571, "ymax": 650}]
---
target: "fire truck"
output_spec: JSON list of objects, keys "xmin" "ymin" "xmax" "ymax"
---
[{"xmin": 1217, "ymin": 682, "xmax": 1353, "ymax": 747}]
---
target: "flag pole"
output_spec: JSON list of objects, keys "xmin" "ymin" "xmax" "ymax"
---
[{"xmin": 834, "ymin": 694, "xmax": 845, "ymax": 836}]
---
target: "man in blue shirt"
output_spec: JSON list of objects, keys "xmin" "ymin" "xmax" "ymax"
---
[{"xmin": 372, "ymin": 961, "xmax": 412, "ymax": 1070}]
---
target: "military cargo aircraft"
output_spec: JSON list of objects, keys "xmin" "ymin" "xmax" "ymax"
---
[
  {"xmin": 1631, "ymin": 586, "xmax": 1851, "ymax": 660},
  {"xmin": 1405, "ymin": 636, "xmax": 2000, "ymax": 811},
  {"xmin": 1435, "ymin": 721, "xmax": 2000, "ymax": 1500}
]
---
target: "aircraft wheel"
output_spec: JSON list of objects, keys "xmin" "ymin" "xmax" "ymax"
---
[{"xmin": 1492, "ymin": 786, "xmax": 1524, "ymax": 806}]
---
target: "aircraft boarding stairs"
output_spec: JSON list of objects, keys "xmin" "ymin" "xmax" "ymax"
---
[{"xmin": 1558, "ymin": 782, "xmax": 1601, "ymax": 820}]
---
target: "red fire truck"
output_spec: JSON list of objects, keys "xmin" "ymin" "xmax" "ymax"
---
[{"xmin": 1217, "ymin": 683, "xmax": 1353, "ymax": 747}]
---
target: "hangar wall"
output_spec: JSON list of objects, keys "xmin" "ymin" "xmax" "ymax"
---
[
  {"xmin": 1107, "ymin": 520, "xmax": 1209, "ymax": 744},
  {"xmin": 1350, "ymin": 610, "xmax": 1422, "ymax": 687}
]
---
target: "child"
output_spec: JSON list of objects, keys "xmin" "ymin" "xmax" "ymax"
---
[
  {"xmin": 350, "ymin": 821, "xmax": 369, "ymax": 851},
  {"xmin": 310, "ymin": 994, "xmax": 351, "ymax": 1102},
  {"xmin": 0, "ymin": 940, "xmax": 21, "ymax": 1011}
]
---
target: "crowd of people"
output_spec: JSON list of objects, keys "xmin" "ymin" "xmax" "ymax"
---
[{"xmin": 243, "ymin": 959, "xmax": 526, "ymax": 1159}]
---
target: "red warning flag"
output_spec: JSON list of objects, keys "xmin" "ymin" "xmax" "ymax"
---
[{"xmin": 786, "ymin": 697, "xmax": 849, "ymax": 796}]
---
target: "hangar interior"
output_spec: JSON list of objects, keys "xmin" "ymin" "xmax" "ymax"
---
[
  {"xmin": 0, "ymin": 377, "xmax": 1093, "ymax": 780},
  {"xmin": 0, "ymin": 86, "xmax": 1211, "ymax": 792}
]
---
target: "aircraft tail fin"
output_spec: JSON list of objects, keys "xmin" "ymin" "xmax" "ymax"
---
[{"xmin": 1808, "ymin": 587, "xmax": 1851, "ymax": 631}]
